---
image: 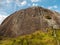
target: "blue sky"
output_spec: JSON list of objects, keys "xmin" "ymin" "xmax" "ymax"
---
[
  {"xmin": 0, "ymin": 0, "xmax": 60, "ymax": 24},
  {"xmin": 0, "ymin": 0, "xmax": 60, "ymax": 16}
]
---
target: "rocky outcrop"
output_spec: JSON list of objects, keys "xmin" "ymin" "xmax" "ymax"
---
[{"xmin": 0, "ymin": 6, "xmax": 60, "ymax": 37}]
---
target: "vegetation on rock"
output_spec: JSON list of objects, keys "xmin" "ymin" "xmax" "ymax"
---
[{"xmin": 0, "ymin": 29, "xmax": 60, "ymax": 45}]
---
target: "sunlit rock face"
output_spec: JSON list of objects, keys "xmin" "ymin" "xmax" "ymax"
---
[{"xmin": 0, "ymin": 6, "xmax": 60, "ymax": 37}]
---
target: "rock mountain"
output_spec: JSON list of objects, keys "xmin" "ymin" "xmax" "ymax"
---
[{"xmin": 0, "ymin": 6, "xmax": 60, "ymax": 37}]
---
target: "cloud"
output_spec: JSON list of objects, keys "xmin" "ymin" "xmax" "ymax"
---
[
  {"xmin": 48, "ymin": 7, "xmax": 52, "ymax": 9},
  {"xmin": 31, "ymin": 0, "xmax": 41, "ymax": 2},
  {"xmin": 0, "ymin": 11, "xmax": 8, "ymax": 24},
  {"xmin": 6, "ymin": 0, "xmax": 14, "ymax": 3},
  {"xmin": 16, "ymin": 0, "xmax": 27, "ymax": 6},
  {"xmin": 6, "ymin": 0, "xmax": 11, "ymax": 3},
  {"xmin": 53, "ymin": 5, "xmax": 58, "ymax": 8},
  {"xmin": 48, "ymin": 5, "xmax": 58, "ymax": 9},
  {"xmin": 55, "ymin": 10, "xmax": 60, "ymax": 12},
  {"xmin": 32, "ymin": 3, "xmax": 38, "ymax": 6},
  {"xmin": 20, "ymin": 1, "xmax": 27, "ymax": 6},
  {"xmin": 0, "ymin": 0, "xmax": 13, "ymax": 4},
  {"xmin": 0, "ymin": 15, "xmax": 7, "ymax": 24}
]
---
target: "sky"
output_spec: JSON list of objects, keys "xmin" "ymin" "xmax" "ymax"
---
[{"xmin": 0, "ymin": 0, "xmax": 60, "ymax": 24}]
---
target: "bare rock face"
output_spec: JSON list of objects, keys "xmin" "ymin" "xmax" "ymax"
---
[{"xmin": 0, "ymin": 6, "xmax": 60, "ymax": 37}]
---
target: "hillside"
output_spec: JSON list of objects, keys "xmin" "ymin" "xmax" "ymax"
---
[
  {"xmin": 0, "ymin": 29, "xmax": 60, "ymax": 45},
  {"xmin": 0, "ymin": 6, "xmax": 60, "ymax": 37}
]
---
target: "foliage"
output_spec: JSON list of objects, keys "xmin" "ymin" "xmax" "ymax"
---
[{"xmin": 0, "ymin": 29, "xmax": 60, "ymax": 45}]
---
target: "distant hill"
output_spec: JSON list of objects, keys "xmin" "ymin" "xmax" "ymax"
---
[{"xmin": 0, "ymin": 6, "xmax": 60, "ymax": 37}]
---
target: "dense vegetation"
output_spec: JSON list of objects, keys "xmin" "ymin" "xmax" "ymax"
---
[{"xmin": 0, "ymin": 29, "xmax": 60, "ymax": 45}]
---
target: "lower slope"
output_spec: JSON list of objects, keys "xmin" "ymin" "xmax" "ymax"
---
[{"xmin": 0, "ymin": 29, "xmax": 60, "ymax": 45}]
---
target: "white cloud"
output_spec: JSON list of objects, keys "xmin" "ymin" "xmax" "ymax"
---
[
  {"xmin": 0, "ymin": 11, "xmax": 8, "ymax": 24},
  {"xmin": 6, "ymin": 0, "xmax": 11, "ymax": 3},
  {"xmin": 0, "ymin": 15, "xmax": 7, "ymax": 24},
  {"xmin": 48, "ymin": 5, "xmax": 58, "ymax": 9},
  {"xmin": 0, "ymin": 0, "xmax": 13, "ymax": 4},
  {"xmin": 48, "ymin": 7, "xmax": 52, "ymax": 9},
  {"xmin": 16, "ymin": 0, "xmax": 27, "ymax": 6},
  {"xmin": 20, "ymin": 1, "xmax": 27, "ymax": 6},
  {"xmin": 31, "ymin": 0, "xmax": 41, "ymax": 2},
  {"xmin": 6, "ymin": 0, "xmax": 14, "ymax": 3},
  {"xmin": 53, "ymin": 5, "xmax": 58, "ymax": 8},
  {"xmin": 32, "ymin": 3, "xmax": 38, "ymax": 6},
  {"xmin": 55, "ymin": 10, "xmax": 60, "ymax": 12}
]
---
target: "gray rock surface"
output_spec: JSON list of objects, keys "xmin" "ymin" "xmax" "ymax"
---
[{"xmin": 0, "ymin": 6, "xmax": 60, "ymax": 37}]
